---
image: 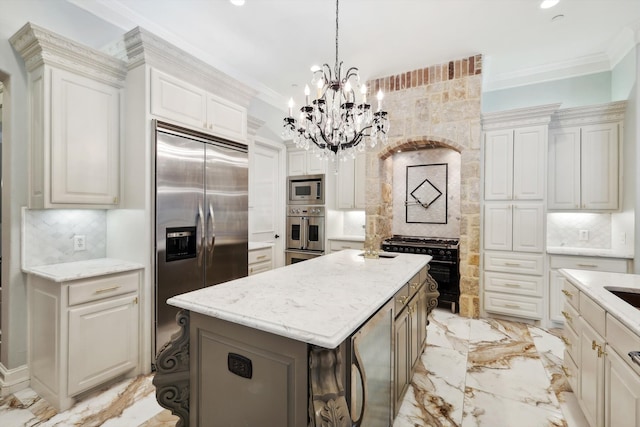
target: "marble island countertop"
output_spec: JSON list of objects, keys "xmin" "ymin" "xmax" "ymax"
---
[
  {"xmin": 168, "ymin": 249, "xmax": 431, "ymax": 348},
  {"xmin": 23, "ymin": 258, "xmax": 144, "ymax": 282},
  {"xmin": 547, "ymin": 246, "xmax": 634, "ymax": 259},
  {"xmin": 560, "ymin": 269, "xmax": 640, "ymax": 336}
]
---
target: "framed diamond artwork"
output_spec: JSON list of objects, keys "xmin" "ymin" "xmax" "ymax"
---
[{"xmin": 405, "ymin": 163, "xmax": 448, "ymax": 224}]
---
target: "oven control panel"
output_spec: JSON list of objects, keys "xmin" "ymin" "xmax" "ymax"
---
[{"xmin": 287, "ymin": 206, "xmax": 324, "ymax": 216}]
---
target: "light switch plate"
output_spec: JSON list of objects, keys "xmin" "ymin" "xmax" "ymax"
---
[{"xmin": 579, "ymin": 230, "xmax": 589, "ymax": 241}]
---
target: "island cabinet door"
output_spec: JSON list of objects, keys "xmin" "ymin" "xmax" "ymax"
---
[
  {"xmin": 190, "ymin": 314, "xmax": 308, "ymax": 427},
  {"xmin": 394, "ymin": 308, "xmax": 410, "ymax": 413}
]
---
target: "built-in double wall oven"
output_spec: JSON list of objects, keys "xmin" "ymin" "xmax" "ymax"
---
[{"xmin": 286, "ymin": 174, "xmax": 325, "ymax": 265}]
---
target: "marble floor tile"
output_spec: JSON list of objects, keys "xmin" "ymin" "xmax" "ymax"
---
[{"xmin": 0, "ymin": 308, "xmax": 582, "ymax": 427}]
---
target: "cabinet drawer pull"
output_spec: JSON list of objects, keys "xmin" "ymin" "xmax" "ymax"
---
[
  {"xmin": 592, "ymin": 340, "xmax": 598, "ymax": 350},
  {"xmin": 505, "ymin": 303, "xmax": 520, "ymax": 309},
  {"xmin": 410, "ymin": 283, "xmax": 420, "ymax": 289},
  {"xmin": 256, "ymin": 255, "xmax": 267, "ymax": 260},
  {"xmin": 396, "ymin": 295, "xmax": 408, "ymax": 304},
  {"xmin": 561, "ymin": 311, "xmax": 572, "ymax": 321},
  {"xmin": 341, "ymin": 246, "xmax": 351, "ymax": 249},
  {"xmin": 628, "ymin": 351, "xmax": 640, "ymax": 367},
  {"xmin": 504, "ymin": 283, "xmax": 520, "ymax": 288},
  {"xmin": 133, "ymin": 297, "xmax": 138, "ymax": 305},
  {"xmin": 561, "ymin": 289, "xmax": 573, "ymax": 297},
  {"xmin": 94, "ymin": 286, "xmax": 120, "ymax": 294},
  {"xmin": 505, "ymin": 262, "xmax": 521, "ymax": 266},
  {"xmin": 577, "ymin": 263, "xmax": 597, "ymax": 268},
  {"xmin": 561, "ymin": 365, "xmax": 571, "ymax": 377},
  {"xmin": 561, "ymin": 336, "xmax": 570, "ymax": 346}
]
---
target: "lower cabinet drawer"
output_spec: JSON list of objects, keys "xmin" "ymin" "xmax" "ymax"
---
[
  {"xmin": 249, "ymin": 260, "xmax": 272, "ymax": 276},
  {"xmin": 68, "ymin": 271, "xmax": 139, "ymax": 306},
  {"xmin": 484, "ymin": 252, "xmax": 544, "ymax": 276},
  {"xmin": 563, "ymin": 349, "xmax": 579, "ymax": 393},
  {"xmin": 562, "ymin": 302, "xmax": 580, "ymax": 333},
  {"xmin": 562, "ymin": 319, "xmax": 580, "ymax": 363},
  {"xmin": 562, "ymin": 279, "xmax": 580, "ymax": 310},
  {"xmin": 329, "ymin": 240, "xmax": 364, "ymax": 252},
  {"xmin": 483, "ymin": 291, "xmax": 543, "ymax": 319},
  {"xmin": 484, "ymin": 271, "xmax": 543, "ymax": 297},
  {"xmin": 248, "ymin": 247, "xmax": 272, "ymax": 264},
  {"xmin": 550, "ymin": 255, "xmax": 629, "ymax": 273},
  {"xmin": 606, "ymin": 313, "xmax": 640, "ymax": 376}
]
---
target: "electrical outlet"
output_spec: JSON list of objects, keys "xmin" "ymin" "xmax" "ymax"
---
[
  {"xmin": 579, "ymin": 230, "xmax": 589, "ymax": 241},
  {"xmin": 73, "ymin": 235, "xmax": 86, "ymax": 251}
]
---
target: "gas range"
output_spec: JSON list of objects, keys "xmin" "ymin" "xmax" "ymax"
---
[{"xmin": 381, "ymin": 235, "xmax": 459, "ymax": 262}]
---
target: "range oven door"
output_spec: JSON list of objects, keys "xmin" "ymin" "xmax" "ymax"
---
[{"xmin": 285, "ymin": 250, "xmax": 322, "ymax": 265}]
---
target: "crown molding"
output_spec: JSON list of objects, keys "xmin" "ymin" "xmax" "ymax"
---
[
  {"xmin": 481, "ymin": 103, "xmax": 562, "ymax": 130},
  {"xmin": 111, "ymin": 27, "xmax": 257, "ymax": 109},
  {"xmin": 247, "ymin": 115, "xmax": 265, "ymax": 138},
  {"xmin": 549, "ymin": 101, "xmax": 627, "ymax": 128},
  {"xmin": 9, "ymin": 22, "xmax": 127, "ymax": 87}
]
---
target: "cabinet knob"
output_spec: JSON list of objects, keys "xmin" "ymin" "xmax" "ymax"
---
[
  {"xmin": 592, "ymin": 340, "xmax": 598, "ymax": 350},
  {"xmin": 597, "ymin": 346, "xmax": 607, "ymax": 358},
  {"xmin": 561, "ymin": 336, "xmax": 570, "ymax": 345},
  {"xmin": 562, "ymin": 311, "xmax": 572, "ymax": 321},
  {"xmin": 561, "ymin": 289, "xmax": 573, "ymax": 297}
]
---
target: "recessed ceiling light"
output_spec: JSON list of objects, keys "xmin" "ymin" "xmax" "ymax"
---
[
  {"xmin": 540, "ymin": 0, "xmax": 559, "ymax": 9},
  {"xmin": 230, "ymin": 0, "xmax": 245, "ymax": 6}
]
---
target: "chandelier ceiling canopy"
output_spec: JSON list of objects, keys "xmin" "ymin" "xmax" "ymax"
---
[{"xmin": 282, "ymin": 0, "xmax": 389, "ymax": 162}]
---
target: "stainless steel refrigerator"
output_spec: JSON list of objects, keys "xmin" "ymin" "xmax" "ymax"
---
[{"xmin": 154, "ymin": 121, "xmax": 248, "ymax": 357}]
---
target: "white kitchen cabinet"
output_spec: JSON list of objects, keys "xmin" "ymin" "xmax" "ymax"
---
[
  {"xmin": 484, "ymin": 125, "xmax": 546, "ymax": 201},
  {"xmin": 548, "ymin": 102, "xmax": 625, "ymax": 211},
  {"xmin": 28, "ymin": 269, "xmax": 141, "ymax": 411},
  {"xmin": 248, "ymin": 245, "xmax": 273, "ymax": 275},
  {"xmin": 548, "ymin": 255, "xmax": 630, "ymax": 324},
  {"xmin": 605, "ymin": 345, "xmax": 640, "ymax": 427},
  {"xmin": 483, "ymin": 203, "xmax": 544, "ymax": 252},
  {"xmin": 10, "ymin": 24, "xmax": 126, "ymax": 208},
  {"xmin": 336, "ymin": 152, "xmax": 366, "ymax": 209},
  {"xmin": 150, "ymin": 68, "xmax": 247, "ymax": 142},
  {"xmin": 287, "ymin": 149, "xmax": 326, "ymax": 176}
]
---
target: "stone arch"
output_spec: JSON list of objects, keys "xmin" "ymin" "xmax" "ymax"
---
[{"xmin": 378, "ymin": 136, "xmax": 463, "ymax": 160}]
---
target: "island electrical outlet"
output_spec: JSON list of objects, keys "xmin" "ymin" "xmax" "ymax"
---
[{"xmin": 73, "ymin": 235, "xmax": 86, "ymax": 251}]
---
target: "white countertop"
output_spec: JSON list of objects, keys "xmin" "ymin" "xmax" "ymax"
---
[
  {"xmin": 547, "ymin": 246, "xmax": 634, "ymax": 259},
  {"xmin": 168, "ymin": 249, "xmax": 431, "ymax": 348},
  {"xmin": 560, "ymin": 269, "xmax": 640, "ymax": 336},
  {"xmin": 328, "ymin": 235, "xmax": 365, "ymax": 242},
  {"xmin": 24, "ymin": 258, "xmax": 144, "ymax": 282},
  {"xmin": 248, "ymin": 241, "xmax": 275, "ymax": 250}
]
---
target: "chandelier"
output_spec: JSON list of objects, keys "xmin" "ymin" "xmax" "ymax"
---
[{"xmin": 282, "ymin": 0, "xmax": 389, "ymax": 163}]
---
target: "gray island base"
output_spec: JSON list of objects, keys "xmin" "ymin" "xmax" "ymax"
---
[{"xmin": 153, "ymin": 250, "xmax": 438, "ymax": 426}]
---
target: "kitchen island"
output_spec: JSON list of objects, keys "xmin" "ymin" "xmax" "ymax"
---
[{"xmin": 154, "ymin": 249, "xmax": 436, "ymax": 426}]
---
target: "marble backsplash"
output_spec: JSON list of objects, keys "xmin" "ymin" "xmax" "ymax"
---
[
  {"xmin": 22, "ymin": 208, "xmax": 107, "ymax": 268},
  {"xmin": 547, "ymin": 212, "xmax": 611, "ymax": 248},
  {"xmin": 392, "ymin": 148, "xmax": 461, "ymax": 238}
]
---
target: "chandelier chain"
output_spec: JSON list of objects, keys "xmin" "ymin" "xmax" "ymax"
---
[{"xmin": 335, "ymin": 0, "xmax": 339, "ymax": 68}]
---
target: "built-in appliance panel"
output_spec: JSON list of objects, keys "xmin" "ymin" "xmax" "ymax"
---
[
  {"xmin": 483, "ymin": 271, "xmax": 544, "ymax": 297},
  {"xmin": 483, "ymin": 291, "xmax": 544, "ymax": 319},
  {"xmin": 562, "ymin": 279, "xmax": 580, "ymax": 310},
  {"xmin": 580, "ymin": 293, "xmax": 606, "ymax": 337},
  {"xmin": 68, "ymin": 271, "xmax": 139, "ymax": 306},
  {"xmin": 484, "ymin": 251, "xmax": 544, "ymax": 275},
  {"xmin": 606, "ymin": 313, "xmax": 640, "ymax": 377},
  {"xmin": 550, "ymin": 255, "xmax": 628, "ymax": 273}
]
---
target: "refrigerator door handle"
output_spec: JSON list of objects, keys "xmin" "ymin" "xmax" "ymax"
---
[
  {"xmin": 208, "ymin": 203, "xmax": 216, "ymax": 264},
  {"xmin": 197, "ymin": 204, "xmax": 205, "ymax": 266}
]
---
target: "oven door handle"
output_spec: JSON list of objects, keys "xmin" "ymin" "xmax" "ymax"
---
[
  {"xmin": 429, "ymin": 259, "xmax": 457, "ymax": 265},
  {"xmin": 301, "ymin": 217, "xmax": 308, "ymax": 250}
]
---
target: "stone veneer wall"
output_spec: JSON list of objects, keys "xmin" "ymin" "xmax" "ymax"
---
[{"xmin": 364, "ymin": 55, "xmax": 482, "ymax": 318}]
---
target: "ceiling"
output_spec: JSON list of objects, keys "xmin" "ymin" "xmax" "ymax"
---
[{"xmin": 67, "ymin": 0, "xmax": 640, "ymax": 110}]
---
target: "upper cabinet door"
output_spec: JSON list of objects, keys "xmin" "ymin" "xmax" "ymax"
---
[
  {"xmin": 513, "ymin": 126, "xmax": 545, "ymax": 200},
  {"xmin": 548, "ymin": 127, "xmax": 581, "ymax": 210},
  {"xmin": 207, "ymin": 93, "xmax": 247, "ymax": 142},
  {"xmin": 50, "ymin": 68, "xmax": 120, "ymax": 205},
  {"xmin": 484, "ymin": 129, "xmax": 514, "ymax": 200},
  {"xmin": 581, "ymin": 123, "xmax": 619, "ymax": 210},
  {"xmin": 150, "ymin": 68, "xmax": 207, "ymax": 129}
]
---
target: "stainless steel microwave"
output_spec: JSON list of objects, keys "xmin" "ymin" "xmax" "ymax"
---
[{"xmin": 288, "ymin": 174, "xmax": 324, "ymax": 204}]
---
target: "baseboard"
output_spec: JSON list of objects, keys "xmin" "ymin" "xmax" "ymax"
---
[{"xmin": 0, "ymin": 363, "xmax": 30, "ymax": 396}]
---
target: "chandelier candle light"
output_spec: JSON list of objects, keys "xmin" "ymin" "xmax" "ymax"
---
[{"xmin": 282, "ymin": 0, "xmax": 389, "ymax": 165}]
